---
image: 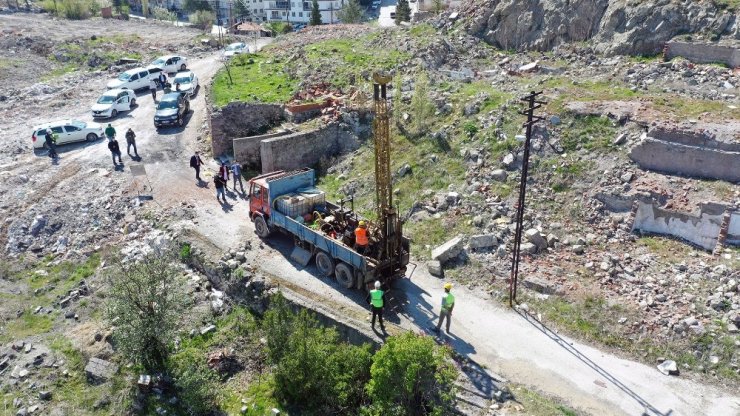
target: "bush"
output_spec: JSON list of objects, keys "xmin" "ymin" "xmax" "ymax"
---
[
  {"xmin": 104, "ymin": 250, "xmax": 187, "ymax": 370},
  {"xmin": 365, "ymin": 332, "xmax": 457, "ymax": 416},
  {"xmin": 409, "ymin": 73, "xmax": 435, "ymax": 138},
  {"xmin": 189, "ymin": 10, "xmax": 215, "ymax": 31},
  {"xmin": 41, "ymin": 0, "xmax": 98, "ymax": 18},
  {"xmin": 179, "ymin": 242, "xmax": 192, "ymax": 262},
  {"xmin": 463, "ymin": 121, "xmax": 478, "ymax": 137},
  {"xmin": 151, "ymin": 6, "xmax": 177, "ymax": 22},
  {"xmin": 169, "ymin": 349, "xmax": 219, "ymax": 415},
  {"xmin": 264, "ymin": 294, "xmax": 373, "ymax": 413}
]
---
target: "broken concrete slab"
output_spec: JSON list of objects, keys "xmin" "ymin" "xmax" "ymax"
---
[
  {"xmin": 523, "ymin": 277, "xmax": 558, "ymax": 295},
  {"xmin": 525, "ymin": 229, "xmax": 547, "ymax": 251},
  {"xmin": 85, "ymin": 358, "xmax": 118, "ymax": 382},
  {"xmin": 468, "ymin": 234, "xmax": 498, "ymax": 250},
  {"xmin": 426, "ymin": 260, "xmax": 443, "ymax": 277},
  {"xmin": 521, "ymin": 242, "xmax": 538, "ymax": 255},
  {"xmin": 657, "ymin": 360, "xmax": 679, "ymax": 376},
  {"xmin": 431, "ymin": 236, "xmax": 464, "ymax": 264}
]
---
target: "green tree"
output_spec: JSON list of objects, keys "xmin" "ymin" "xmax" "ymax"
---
[
  {"xmin": 104, "ymin": 251, "xmax": 186, "ymax": 370},
  {"xmin": 395, "ymin": 0, "xmax": 410, "ymax": 24},
  {"xmin": 264, "ymin": 294, "xmax": 373, "ymax": 413},
  {"xmin": 409, "ymin": 72, "xmax": 435, "ymax": 137},
  {"xmin": 182, "ymin": 0, "xmax": 211, "ymax": 12},
  {"xmin": 112, "ymin": 0, "xmax": 122, "ymax": 14},
  {"xmin": 337, "ymin": 0, "xmax": 363, "ymax": 23},
  {"xmin": 432, "ymin": 0, "xmax": 444, "ymax": 13},
  {"xmin": 310, "ymin": 0, "xmax": 322, "ymax": 25},
  {"xmin": 365, "ymin": 332, "xmax": 457, "ymax": 416},
  {"xmin": 168, "ymin": 349, "xmax": 219, "ymax": 415},
  {"xmin": 189, "ymin": 10, "xmax": 216, "ymax": 31},
  {"xmin": 234, "ymin": 0, "xmax": 251, "ymax": 19}
]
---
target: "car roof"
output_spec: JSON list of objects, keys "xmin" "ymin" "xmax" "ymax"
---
[
  {"xmin": 175, "ymin": 70, "xmax": 194, "ymax": 76},
  {"xmin": 32, "ymin": 120, "xmax": 79, "ymax": 129},
  {"xmin": 227, "ymin": 42, "xmax": 245, "ymax": 47},
  {"xmin": 103, "ymin": 88, "xmax": 132, "ymax": 95},
  {"xmin": 154, "ymin": 54, "xmax": 177, "ymax": 60},
  {"xmin": 123, "ymin": 67, "xmax": 149, "ymax": 74},
  {"xmin": 161, "ymin": 92, "xmax": 182, "ymax": 101}
]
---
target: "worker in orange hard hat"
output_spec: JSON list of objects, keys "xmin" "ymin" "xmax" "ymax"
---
[
  {"xmin": 432, "ymin": 282, "xmax": 455, "ymax": 334},
  {"xmin": 354, "ymin": 220, "xmax": 369, "ymax": 255}
]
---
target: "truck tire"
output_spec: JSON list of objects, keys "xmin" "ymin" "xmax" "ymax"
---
[
  {"xmin": 335, "ymin": 263, "xmax": 355, "ymax": 289},
  {"xmin": 254, "ymin": 216, "xmax": 271, "ymax": 238},
  {"xmin": 315, "ymin": 251, "xmax": 334, "ymax": 277}
]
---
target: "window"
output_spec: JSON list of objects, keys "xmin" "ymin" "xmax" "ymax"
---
[
  {"xmin": 139, "ymin": 71, "xmax": 149, "ymax": 79},
  {"xmin": 63, "ymin": 125, "xmax": 80, "ymax": 132},
  {"xmin": 292, "ymin": 11, "xmax": 295, "ymax": 16},
  {"xmin": 299, "ymin": 11, "xmax": 302, "ymax": 16},
  {"xmin": 282, "ymin": 11, "xmax": 286, "ymax": 15},
  {"xmin": 130, "ymin": 74, "xmax": 139, "ymax": 81},
  {"xmin": 50, "ymin": 126, "xmax": 64, "ymax": 134}
]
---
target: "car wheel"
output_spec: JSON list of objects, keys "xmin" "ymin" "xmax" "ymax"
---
[
  {"xmin": 177, "ymin": 116, "xmax": 183, "ymax": 127},
  {"xmin": 315, "ymin": 251, "xmax": 335, "ymax": 277},
  {"xmin": 130, "ymin": 98, "xmax": 136, "ymax": 108},
  {"xmin": 86, "ymin": 133, "xmax": 98, "ymax": 142},
  {"xmin": 254, "ymin": 216, "xmax": 271, "ymax": 238},
  {"xmin": 111, "ymin": 109, "xmax": 118, "ymax": 118},
  {"xmin": 180, "ymin": 63, "xmax": 187, "ymax": 71},
  {"xmin": 335, "ymin": 263, "xmax": 355, "ymax": 289}
]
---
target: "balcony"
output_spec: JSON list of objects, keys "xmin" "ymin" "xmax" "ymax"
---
[{"xmin": 266, "ymin": 1, "xmax": 289, "ymax": 9}]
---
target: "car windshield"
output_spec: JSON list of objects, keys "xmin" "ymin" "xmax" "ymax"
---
[
  {"xmin": 152, "ymin": 58, "xmax": 166, "ymax": 65},
  {"xmin": 117, "ymin": 72, "xmax": 132, "ymax": 81},
  {"xmin": 225, "ymin": 44, "xmax": 242, "ymax": 51},
  {"xmin": 97, "ymin": 95, "xmax": 116, "ymax": 104},
  {"xmin": 71, "ymin": 121, "xmax": 86, "ymax": 129},
  {"xmin": 158, "ymin": 100, "xmax": 178, "ymax": 110},
  {"xmin": 174, "ymin": 76, "xmax": 190, "ymax": 84}
]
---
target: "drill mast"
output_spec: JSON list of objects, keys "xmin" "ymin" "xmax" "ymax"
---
[{"xmin": 372, "ymin": 72, "xmax": 402, "ymax": 265}]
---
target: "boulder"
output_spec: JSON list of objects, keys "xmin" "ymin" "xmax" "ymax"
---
[
  {"xmin": 524, "ymin": 229, "xmax": 547, "ymax": 250},
  {"xmin": 490, "ymin": 169, "xmax": 507, "ymax": 182},
  {"xmin": 431, "ymin": 236, "xmax": 464, "ymax": 264},
  {"xmin": 468, "ymin": 234, "xmax": 498, "ymax": 250},
  {"xmin": 523, "ymin": 277, "xmax": 557, "ymax": 295},
  {"xmin": 426, "ymin": 260, "xmax": 443, "ymax": 277},
  {"xmin": 520, "ymin": 242, "xmax": 537, "ymax": 255}
]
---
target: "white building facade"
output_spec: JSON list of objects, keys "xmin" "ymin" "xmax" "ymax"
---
[{"xmin": 242, "ymin": 0, "xmax": 344, "ymax": 24}]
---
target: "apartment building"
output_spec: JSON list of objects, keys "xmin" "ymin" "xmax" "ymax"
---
[{"xmin": 263, "ymin": 0, "xmax": 344, "ymax": 24}]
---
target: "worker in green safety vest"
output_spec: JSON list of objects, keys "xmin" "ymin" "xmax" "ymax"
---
[
  {"xmin": 433, "ymin": 282, "xmax": 455, "ymax": 334},
  {"xmin": 366, "ymin": 281, "xmax": 386, "ymax": 332}
]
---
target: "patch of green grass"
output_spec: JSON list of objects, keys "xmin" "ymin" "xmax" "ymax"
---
[
  {"xmin": 637, "ymin": 236, "xmax": 695, "ymax": 263},
  {"xmin": 300, "ymin": 36, "xmax": 410, "ymax": 89},
  {"xmin": 652, "ymin": 95, "xmax": 740, "ymax": 119},
  {"xmin": 455, "ymin": 81, "xmax": 512, "ymax": 114},
  {"xmin": 0, "ymin": 311, "xmax": 56, "ymax": 344},
  {"xmin": 51, "ymin": 36, "xmax": 142, "ymax": 73},
  {"xmin": 508, "ymin": 383, "xmax": 581, "ymax": 415},
  {"xmin": 212, "ymin": 53, "xmax": 298, "ymax": 106},
  {"xmin": 219, "ymin": 375, "xmax": 286, "ymax": 415},
  {"xmin": 47, "ymin": 336, "xmax": 133, "ymax": 415},
  {"xmin": 559, "ymin": 115, "xmax": 617, "ymax": 152}
]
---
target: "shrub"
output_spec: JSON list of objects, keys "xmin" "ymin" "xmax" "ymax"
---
[
  {"xmin": 462, "ymin": 121, "xmax": 478, "ymax": 137},
  {"xmin": 264, "ymin": 293, "xmax": 373, "ymax": 413},
  {"xmin": 189, "ymin": 10, "xmax": 215, "ymax": 31},
  {"xmin": 365, "ymin": 332, "xmax": 457, "ymax": 416},
  {"xmin": 62, "ymin": 0, "xmax": 93, "ymax": 19},
  {"xmin": 169, "ymin": 349, "xmax": 219, "ymax": 415},
  {"xmin": 104, "ymin": 250, "xmax": 187, "ymax": 370},
  {"xmin": 409, "ymin": 72, "xmax": 435, "ymax": 138},
  {"xmin": 151, "ymin": 6, "xmax": 177, "ymax": 22},
  {"xmin": 179, "ymin": 242, "xmax": 192, "ymax": 262}
]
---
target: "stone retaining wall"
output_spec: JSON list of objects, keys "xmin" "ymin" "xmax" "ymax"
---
[
  {"xmin": 233, "ymin": 131, "xmax": 290, "ymax": 168},
  {"xmin": 260, "ymin": 124, "xmax": 360, "ymax": 173},
  {"xmin": 209, "ymin": 102, "xmax": 284, "ymax": 158}
]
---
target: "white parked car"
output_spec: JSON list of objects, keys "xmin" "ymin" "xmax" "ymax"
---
[
  {"xmin": 149, "ymin": 55, "xmax": 188, "ymax": 73},
  {"xmin": 172, "ymin": 71, "xmax": 199, "ymax": 97},
  {"xmin": 91, "ymin": 88, "xmax": 137, "ymax": 119},
  {"xmin": 31, "ymin": 120, "xmax": 103, "ymax": 149},
  {"xmin": 106, "ymin": 67, "xmax": 157, "ymax": 90},
  {"xmin": 223, "ymin": 42, "xmax": 248, "ymax": 58}
]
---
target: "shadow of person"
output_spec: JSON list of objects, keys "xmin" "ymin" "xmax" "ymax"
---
[
  {"xmin": 221, "ymin": 201, "xmax": 233, "ymax": 212},
  {"xmin": 130, "ymin": 155, "xmax": 142, "ymax": 162},
  {"xmin": 197, "ymin": 180, "xmax": 209, "ymax": 188},
  {"xmin": 114, "ymin": 164, "xmax": 125, "ymax": 171}
]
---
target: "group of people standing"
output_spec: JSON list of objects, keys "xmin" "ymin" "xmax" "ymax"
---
[
  {"xmin": 189, "ymin": 152, "xmax": 245, "ymax": 205},
  {"xmin": 104, "ymin": 123, "xmax": 138, "ymax": 167},
  {"xmin": 366, "ymin": 280, "xmax": 456, "ymax": 336}
]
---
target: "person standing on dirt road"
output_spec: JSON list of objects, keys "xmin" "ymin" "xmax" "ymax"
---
[
  {"xmin": 44, "ymin": 128, "xmax": 58, "ymax": 159},
  {"xmin": 366, "ymin": 280, "xmax": 386, "ymax": 332},
  {"xmin": 125, "ymin": 128, "xmax": 138, "ymax": 158},
  {"xmin": 105, "ymin": 123, "xmax": 116, "ymax": 140},
  {"xmin": 158, "ymin": 72, "xmax": 167, "ymax": 89},
  {"xmin": 218, "ymin": 161, "xmax": 230, "ymax": 183},
  {"xmin": 214, "ymin": 173, "xmax": 227, "ymax": 204},
  {"xmin": 149, "ymin": 78, "xmax": 158, "ymax": 101},
  {"xmin": 230, "ymin": 160, "xmax": 244, "ymax": 194},
  {"xmin": 107, "ymin": 136, "xmax": 123, "ymax": 166},
  {"xmin": 433, "ymin": 282, "xmax": 455, "ymax": 334},
  {"xmin": 190, "ymin": 152, "xmax": 203, "ymax": 181}
]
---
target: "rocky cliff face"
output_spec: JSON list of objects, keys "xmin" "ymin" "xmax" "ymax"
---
[{"xmin": 461, "ymin": 0, "xmax": 739, "ymax": 56}]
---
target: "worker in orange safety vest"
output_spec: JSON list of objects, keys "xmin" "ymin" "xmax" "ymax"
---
[{"xmin": 354, "ymin": 220, "xmax": 369, "ymax": 255}]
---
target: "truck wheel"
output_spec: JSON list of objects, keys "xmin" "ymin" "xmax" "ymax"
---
[
  {"xmin": 335, "ymin": 263, "xmax": 355, "ymax": 289},
  {"xmin": 315, "ymin": 251, "xmax": 334, "ymax": 277},
  {"xmin": 254, "ymin": 216, "xmax": 271, "ymax": 238}
]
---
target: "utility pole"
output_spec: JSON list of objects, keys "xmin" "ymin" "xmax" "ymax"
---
[{"xmin": 508, "ymin": 90, "xmax": 546, "ymax": 307}]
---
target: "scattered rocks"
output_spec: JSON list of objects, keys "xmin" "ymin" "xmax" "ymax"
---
[
  {"xmin": 431, "ymin": 236, "xmax": 464, "ymax": 264},
  {"xmin": 427, "ymin": 260, "xmax": 443, "ymax": 277}
]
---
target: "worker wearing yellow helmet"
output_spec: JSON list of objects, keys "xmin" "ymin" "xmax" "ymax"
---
[
  {"xmin": 433, "ymin": 282, "xmax": 455, "ymax": 334},
  {"xmin": 354, "ymin": 220, "xmax": 369, "ymax": 255}
]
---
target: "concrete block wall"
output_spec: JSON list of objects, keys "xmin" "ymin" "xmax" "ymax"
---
[
  {"xmin": 727, "ymin": 211, "xmax": 740, "ymax": 245},
  {"xmin": 628, "ymin": 137, "xmax": 740, "ymax": 182},
  {"xmin": 233, "ymin": 131, "xmax": 290, "ymax": 168},
  {"xmin": 665, "ymin": 41, "xmax": 740, "ymax": 68},
  {"xmin": 209, "ymin": 102, "xmax": 284, "ymax": 158},
  {"xmin": 649, "ymin": 126, "xmax": 740, "ymax": 152},
  {"xmin": 631, "ymin": 201, "xmax": 726, "ymax": 250},
  {"xmin": 260, "ymin": 124, "xmax": 360, "ymax": 173}
]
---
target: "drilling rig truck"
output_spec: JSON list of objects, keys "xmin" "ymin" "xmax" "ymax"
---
[{"xmin": 247, "ymin": 73, "xmax": 410, "ymax": 290}]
